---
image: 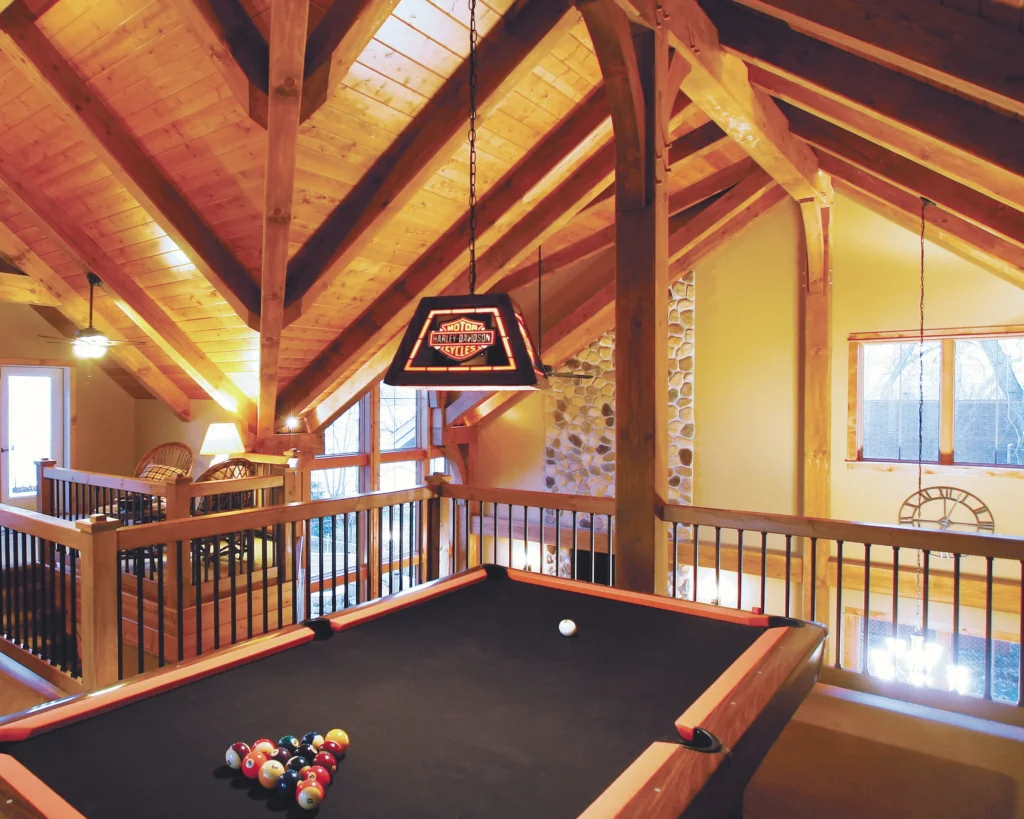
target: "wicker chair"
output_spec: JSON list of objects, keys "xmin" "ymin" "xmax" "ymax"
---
[
  {"xmin": 134, "ymin": 442, "xmax": 195, "ymax": 479},
  {"xmin": 193, "ymin": 458, "xmax": 259, "ymax": 572}
]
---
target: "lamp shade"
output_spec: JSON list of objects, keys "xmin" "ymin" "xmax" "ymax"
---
[
  {"xmin": 384, "ymin": 293, "xmax": 547, "ymax": 390},
  {"xmin": 200, "ymin": 422, "xmax": 244, "ymax": 456}
]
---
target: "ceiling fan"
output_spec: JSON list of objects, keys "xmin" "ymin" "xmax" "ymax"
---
[
  {"xmin": 536, "ymin": 246, "xmax": 594, "ymax": 382},
  {"xmin": 38, "ymin": 273, "xmax": 144, "ymax": 359}
]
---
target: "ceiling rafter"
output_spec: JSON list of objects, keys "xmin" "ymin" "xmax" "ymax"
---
[
  {"xmin": 0, "ymin": 155, "xmax": 258, "ymax": 431},
  {"xmin": 500, "ymin": 156, "xmax": 756, "ymax": 292},
  {"xmin": 0, "ymin": 1, "xmax": 263, "ymax": 330},
  {"xmin": 704, "ymin": 0, "xmax": 1024, "ymax": 212},
  {"xmin": 281, "ymin": 0, "xmax": 578, "ymax": 323},
  {"xmin": 170, "ymin": 0, "xmax": 270, "ymax": 127},
  {"xmin": 729, "ymin": 0, "xmax": 1024, "ymax": 118},
  {"xmin": 258, "ymin": 0, "xmax": 309, "ymax": 440},
  {"xmin": 0, "ymin": 271, "xmax": 58, "ymax": 306},
  {"xmin": 609, "ymin": 0, "xmax": 830, "ymax": 205},
  {"xmin": 276, "ymin": 84, "xmax": 613, "ymax": 426},
  {"xmin": 0, "ymin": 216, "xmax": 192, "ymax": 419},
  {"xmin": 455, "ymin": 176, "xmax": 787, "ymax": 427},
  {"xmin": 784, "ymin": 105, "xmax": 1024, "ymax": 253},
  {"xmin": 821, "ymin": 154, "xmax": 1024, "ymax": 289},
  {"xmin": 300, "ymin": 0, "xmax": 402, "ymax": 122}
]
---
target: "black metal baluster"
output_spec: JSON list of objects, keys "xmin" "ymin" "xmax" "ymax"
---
[
  {"xmin": 985, "ymin": 556, "xmax": 994, "ymax": 701},
  {"xmin": 355, "ymin": 513, "xmax": 362, "ymax": 606},
  {"xmin": 809, "ymin": 536, "xmax": 817, "ymax": 621},
  {"xmin": 136, "ymin": 550, "xmax": 144, "ymax": 675},
  {"xmin": 293, "ymin": 521, "xmax": 301, "ymax": 625},
  {"xmin": 759, "ymin": 533, "xmax": 767, "ymax": 613},
  {"xmin": 30, "ymin": 536, "xmax": 38, "ymax": 654},
  {"xmin": 836, "ymin": 541, "xmax": 844, "ymax": 669},
  {"xmin": 176, "ymin": 541, "xmax": 184, "ymax": 662},
  {"xmin": 607, "ymin": 515, "xmax": 614, "ymax": 587},
  {"xmin": 116, "ymin": 550, "xmax": 124, "ymax": 680},
  {"xmin": 672, "ymin": 524, "xmax": 679, "ymax": 598},
  {"xmin": 59, "ymin": 543, "xmax": 67, "ymax": 672},
  {"xmin": 246, "ymin": 530, "xmax": 254, "ymax": 640},
  {"xmin": 48, "ymin": 540, "xmax": 57, "ymax": 664},
  {"xmin": 892, "ymin": 546, "xmax": 900, "ymax": 640},
  {"xmin": 263, "ymin": 527, "xmax": 270, "ymax": 634},
  {"xmin": 477, "ymin": 501, "xmax": 483, "ymax": 567},
  {"xmin": 714, "ymin": 527, "xmax": 722, "ymax": 606},
  {"xmin": 157, "ymin": 544, "xmax": 165, "ymax": 668},
  {"xmin": 572, "ymin": 512, "xmax": 578, "ymax": 579},
  {"xmin": 195, "ymin": 540, "xmax": 203, "ymax": 657},
  {"xmin": 343, "ymin": 512, "xmax": 350, "ymax": 609},
  {"xmin": 69, "ymin": 548, "xmax": 78, "ymax": 676},
  {"xmin": 212, "ymin": 536, "xmax": 221, "ymax": 651},
  {"xmin": 319, "ymin": 516, "xmax": 326, "ymax": 615},
  {"xmin": 952, "ymin": 553, "xmax": 960, "ymax": 667},
  {"xmin": 589, "ymin": 512, "xmax": 595, "ymax": 584},
  {"xmin": 555, "ymin": 509, "xmax": 561, "ymax": 578},
  {"xmin": 463, "ymin": 502, "xmax": 469, "ymax": 573},
  {"xmin": 15, "ymin": 532, "xmax": 24, "ymax": 649},
  {"xmin": 399, "ymin": 505, "xmax": 406, "ymax": 591},
  {"xmin": 922, "ymin": 550, "xmax": 931, "ymax": 637},
  {"xmin": 784, "ymin": 535, "xmax": 792, "ymax": 617},
  {"xmin": 229, "ymin": 532, "xmax": 237, "ymax": 646},
  {"xmin": 736, "ymin": 530, "xmax": 743, "ymax": 610},
  {"xmin": 379, "ymin": 507, "xmax": 385, "ymax": 598},
  {"xmin": 692, "ymin": 524, "xmax": 699, "ymax": 602},
  {"xmin": 863, "ymin": 544, "xmax": 871, "ymax": 674},
  {"xmin": 332, "ymin": 514, "xmax": 339, "ymax": 613}
]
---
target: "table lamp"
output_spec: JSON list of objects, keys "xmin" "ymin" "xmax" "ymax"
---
[{"xmin": 200, "ymin": 422, "xmax": 244, "ymax": 466}]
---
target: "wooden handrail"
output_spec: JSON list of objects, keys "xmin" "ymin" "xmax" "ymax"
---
[
  {"xmin": 442, "ymin": 484, "xmax": 617, "ymax": 516},
  {"xmin": 660, "ymin": 502, "xmax": 1024, "ymax": 561},
  {"xmin": 116, "ymin": 487, "xmax": 433, "ymax": 550},
  {"xmin": 43, "ymin": 466, "xmax": 166, "ymax": 496},
  {"xmin": 0, "ymin": 504, "xmax": 92, "ymax": 551},
  {"xmin": 188, "ymin": 475, "xmax": 284, "ymax": 497}
]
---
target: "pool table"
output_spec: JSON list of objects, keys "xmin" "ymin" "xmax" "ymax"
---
[{"xmin": 0, "ymin": 565, "xmax": 825, "ymax": 818}]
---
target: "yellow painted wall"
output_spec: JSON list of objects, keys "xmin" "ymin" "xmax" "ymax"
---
[
  {"xmin": 831, "ymin": 194, "xmax": 1024, "ymax": 536},
  {"xmin": 135, "ymin": 398, "xmax": 237, "ymax": 479},
  {"xmin": 0, "ymin": 303, "xmax": 136, "ymax": 480},
  {"xmin": 474, "ymin": 391, "xmax": 548, "ymax": 490}
]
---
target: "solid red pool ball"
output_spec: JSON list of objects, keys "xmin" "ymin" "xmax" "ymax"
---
[
  {"xmin": 321, "ymin": 739, "xmax": 345, "ymax": 759},
  {"xmin": 252, "ymin": 738, "xmax": 276, "ymax": 756},
  {"xmin": 313, "ymin": 751, "xmax": 337, "ymax": 774},
  {"xmin": 258, "ymin": 760, "xmax": 286, "ymax": 789},
  {"xmin": 300, "ymin": 765, "xmax": 331, "ymax": 789},
  {"xmin": 225, "ymin": 742, "xmax": 251, "ymax": 770},
  {"xmin": 296, "ymin": 780, "xmax": 325, "ymax": 811},
  {"xmin": 241, "ymin": 751, "xmax": 268, "ymax": 780}
]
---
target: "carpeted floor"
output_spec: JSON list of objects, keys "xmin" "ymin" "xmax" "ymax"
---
[{"xmin": 745, "ymin": 686, "xmax": 1023, "ymax": 819}]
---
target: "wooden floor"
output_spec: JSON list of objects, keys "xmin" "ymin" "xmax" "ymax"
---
[{"xmin": 747, "ymin": 685, "xmax": 1024, "ymax": 819}]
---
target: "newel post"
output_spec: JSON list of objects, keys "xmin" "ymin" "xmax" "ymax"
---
[
  {"xmin": 36, "ymin": 459, "xmax": 56, "ymax": 515},
  {"xmin": 425, "ymin": 475, "xmax": 451, "ymax": 580},
  {"xmin": 76, "ymin": 514, "xmax": 121, "ymax": 690},
  {"xmin": 163, "ymin": 474, "xmax": 194, "ymax": 604}
]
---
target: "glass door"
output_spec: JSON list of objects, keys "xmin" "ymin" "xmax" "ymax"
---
[{"xmin": 0, "ymin": 366, "xmax": 66, "ymax": 506}]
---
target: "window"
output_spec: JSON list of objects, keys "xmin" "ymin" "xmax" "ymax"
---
[
  {"xmin": 324, "ymin": 402, "xmax": 360, "ymax": 455},
  {"xmin": 1, "ymin": 366, "xmax": 67, "ymax": 503},
  {"xmin": 954, "ymin": 338, "xmax": 1024, "ymax": 466},
  {"xmin": 860, "ymin": 341, "xmax": 940, "ymax": 462},
  {"xmin": 379, "ymin": 383, "xmax": 418, "ymax": 451},
  {"xmin": 852, "ymin": 330, "xmax": 1024, "ymax": 468},
  {"xmin": 379, "ymin": 461, "xmax": 419, "ymax": 492},
  {"xmin": 311, "ymin": 467, "xmax": 359, "ymax": 501}
]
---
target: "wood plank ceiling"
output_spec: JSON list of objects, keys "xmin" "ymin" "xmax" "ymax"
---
[{"xmin": 0, "ymin": 0, "xmax": 1018, "ymax": 437}]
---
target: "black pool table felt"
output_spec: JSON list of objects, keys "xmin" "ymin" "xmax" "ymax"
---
[{"xmin": 5, "ymin": 570, "xmax": 767, "ymax": 818}]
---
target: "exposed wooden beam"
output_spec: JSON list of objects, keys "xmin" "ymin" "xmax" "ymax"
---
[
  {"xmin": 170, "ymin": 0, "xmax": 269, "ymax": 126},
  {"xmin": 501, "ymin": 157, "xmax": 756, "ymax": 291},
  {"xmin": 668, "ymin": 120, "xmax": 725, "ymax": 166},
  {"xmin": 0, "ymin": 157, "xmax": 257, "ymax": 429},
  {"xmin": 798, "ymin": 190, "xmax": 832, "ymax": 620},
  {"xmin": 821, "ymin": 154, "xmax": 1024, "ymax": 289},
  {"xmin": 610, "ymin": 0, "xmax": 830, "ymax": 205},
  {"xmin": 579, "ymin": 0, "xmax": 646, "ymax": 210},
  {"xmin": 783, "ymin": 105, "xmax": 1024, "ymax": 252},
  {"xmin": 464, "ymin": 180, "xmax": 787, "ymax": 427},
  {"xmin": 258, "ymin": 0, "xmax": 309, "ymax": 440},
  {"xmin": 300, "ymin": 0, "xmax": 401, "ymax": 122},
  {"xmin": 0, "ymin": 271, "xmax": 58, "ymax": 306},
  {"xmin": 282, "ymin": 0, "xmax": 577, "ymax": 322},
  {"xmin": 731, "ymin": 0, "xmax": 1024, "ymax": 118},
  {"xmin": 0, "ymin": 1, "xmax": 263, "ymax": 329},
  {"xmin": 0, "ymin": 219, "xmax": 191, "ymax": 419},
  {"xmin": 279, "ymin": 86, "xmax": 613, "ymax": 427},
  {"xmin": 705, "ymin": 0, "xmax": 1024, "ymax": 212}
]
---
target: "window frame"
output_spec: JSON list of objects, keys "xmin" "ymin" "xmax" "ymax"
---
[
  {"xmin": 314, "ymin": 381, "xmax": 433, "ymax": 497},
  {"xmin": 849, "ymin": 325, "xmax": 1024, "ymax": 470}
]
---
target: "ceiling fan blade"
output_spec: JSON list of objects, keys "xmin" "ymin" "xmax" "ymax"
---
[
  {"xmin": 548, "ymin": 372, "xmax": 594, "ymax": 380},
  {"xmin": 37, "ymin": 335, "xmax": 72, "ymax": 342}
]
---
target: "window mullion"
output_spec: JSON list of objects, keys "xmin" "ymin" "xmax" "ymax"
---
[{"xmin": 940, "ymin": 338, "xmax": 955, "ymax": 464}]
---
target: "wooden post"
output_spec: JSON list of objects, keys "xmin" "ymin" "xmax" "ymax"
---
[
  {"xmin": 596, "ymin": 16, "xmax": 670, "ymax": 594},
  {"xmin": 76, "ymin": 514, "xmax": 120, "ymax": 689},
  {"xmin": 425, "ymin": 474, "xmax": 451, "ymax": 580},
  {"xmin": 939, "ymin": 338, "xmax": 955, "ymax": 464},
  {"xmin": 799, "ymin": 200, "xmax": 833, "ymax": 625},
  {"xmin": 163, "ymin": 474, "xmax": 193, "ymax": 605},
  {"xmin": 35, "ymin": 459, "xmax": 55, "ymax": 515}
]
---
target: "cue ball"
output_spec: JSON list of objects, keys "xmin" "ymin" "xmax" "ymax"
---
[{"xmin": 559, "ymin": 619, "xmax": 577, "ymax": 637}]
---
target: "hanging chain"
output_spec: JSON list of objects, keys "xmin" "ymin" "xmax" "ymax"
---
[
  {"xmin": 537, "ymin": 246, "xmax": 543, "ymax": 357},
  {"xmin": 467, "ymin": 0, "xmax": 479, "ymax": 295},
  {"xmin": 915, "ymin": 197, "xmax": 930, "ymax": 630}
]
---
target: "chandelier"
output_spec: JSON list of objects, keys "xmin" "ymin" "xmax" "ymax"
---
[{"xmin": 870, "ymin": 633, "xmax": 970, "ymax": 694}]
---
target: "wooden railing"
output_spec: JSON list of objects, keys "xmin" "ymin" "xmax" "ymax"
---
[
  {"xmin": 0, "ymin": 480, "xmax": 1020, "ymax": 720},
  {"xmin": 38, "ymin": 462, "xmax": 289, "ymax": 526}
]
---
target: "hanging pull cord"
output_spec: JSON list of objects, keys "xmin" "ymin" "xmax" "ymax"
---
[
  {"xmin": 467, "ymin": 0, "xmax": 479, "ymax": 296},
  {"xmin": 537, "ymin": 246, "xmax": 543, "ymax": 356}
]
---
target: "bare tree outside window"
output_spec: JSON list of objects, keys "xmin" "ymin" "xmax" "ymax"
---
[
  {"xmin": 862, "ymin": 341, "xmax": 941, "ymax": 461},
  {"xmin": 954, "ymin": 338, "xmax": 1024, "ymax": 465}
]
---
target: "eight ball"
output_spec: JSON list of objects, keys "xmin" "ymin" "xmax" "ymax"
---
[
  {"xmin": 295, "ymin": 743, "xmax": 317, "ymax": 763},
  {"xmin": 285, "ymin": 756, "xmax": 308, "ymax": 773}
]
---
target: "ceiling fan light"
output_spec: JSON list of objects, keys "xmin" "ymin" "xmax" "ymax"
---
[{"xmin": 73, "ymin": 337, "xmax": 106, "ymax": 359}]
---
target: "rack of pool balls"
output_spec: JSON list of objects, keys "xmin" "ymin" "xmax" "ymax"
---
[{"xmin": 225, "ymin": 729, "xmax": 349, "ymax": 810}]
